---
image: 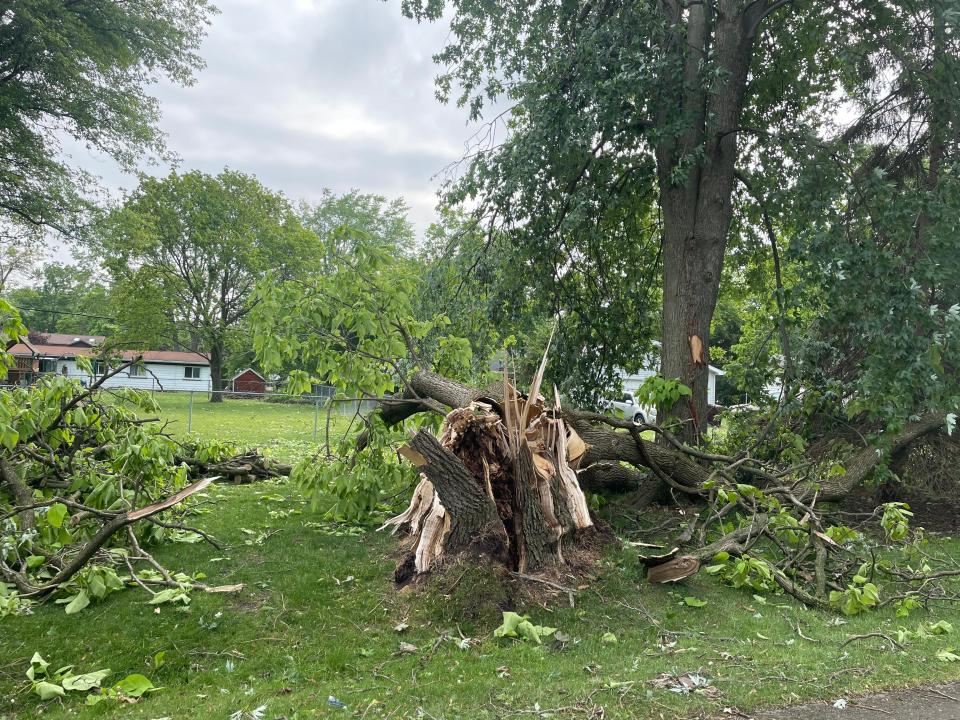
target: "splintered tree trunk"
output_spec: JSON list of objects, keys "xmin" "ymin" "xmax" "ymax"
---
[
  {"xmin": 407, "ymin": 430, "xmax": 508, "ymax": 564},
  {"xmin": 383, "ymin": 402, "xmax": 595, "ymax": 583}
]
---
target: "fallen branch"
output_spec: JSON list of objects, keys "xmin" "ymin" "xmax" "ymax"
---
[{"xmin": 12, "ymin": 477, "xmax": 215, "ymax": 598}]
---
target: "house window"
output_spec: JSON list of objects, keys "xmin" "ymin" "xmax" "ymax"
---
[
  {"xmin": 91, "ymin": 361, "xmax": 105, "ymax": 377},
  {"xmin": 129, "ymin": 363, "xmax": 146, "ymax": 378},
  {"xmin": 38, "ymin": 358, "xmax": 57, "ymax": 374},
  {"xmin": 184, "ymin": 366, "xmax": 202, "ymax": 380}
]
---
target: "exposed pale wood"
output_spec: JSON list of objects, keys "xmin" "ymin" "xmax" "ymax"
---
[
  {"xmin": 128, "ymin": 476, "xmax": 216, "ymax": 521},
  {"xmin": 647, "ymin": 556, "xmax": 700, "ymax": 583}
]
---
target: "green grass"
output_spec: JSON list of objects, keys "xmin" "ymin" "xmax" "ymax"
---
[
  {"xmin": 4, "ymin": 487, "xmax": 960, "ymax": 719},
  {"xmin": 150, "ymin": 392, "xmax": 353, "ymax": 462},
  {"xmin": 4, "ymin": 405, "xmax": 960, "ymax": 718}
]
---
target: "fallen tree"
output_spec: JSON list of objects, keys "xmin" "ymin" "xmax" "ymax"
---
[
  {"xmin": 183, "ymin": 450, "xmax": 292, "ymax": 484},
  {"xmin": 248, "ymin": 232, "xmax": 960, "ymax": 613},
  {"xmin": 374, "ymin": 370, "xmax": 949, "ymax": 505},
  {"xmin": 370, "ymin": 368, "xmax": 956, "ymax": 611}
]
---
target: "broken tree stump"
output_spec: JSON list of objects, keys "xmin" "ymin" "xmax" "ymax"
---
[{"xmin": 383, "ymin": 399, "xmax": 598, "ymax": 584}]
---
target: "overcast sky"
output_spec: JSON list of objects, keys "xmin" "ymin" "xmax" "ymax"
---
[{"xmin": 71, "ymin": 0, "xmax": 472, "ymax": 237}]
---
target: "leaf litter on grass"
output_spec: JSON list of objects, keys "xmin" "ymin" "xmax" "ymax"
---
[{"xmin": 649, "ymin": 670, "xmax": 723, "ymax": 700}]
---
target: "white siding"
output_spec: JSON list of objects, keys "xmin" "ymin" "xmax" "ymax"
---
[
  {"xmin": 44, "ymin": 360, "xmax": 211, "ymax": 392},
  {"xmin": 619, "ymin": 352, "xmax": 721, "ymax": 406},
  {"xmin": 621, "ymin": 368, "xmax": 657, "ymax": 396}
]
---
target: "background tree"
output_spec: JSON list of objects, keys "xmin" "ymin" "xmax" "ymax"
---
[
  {"xmin": 5, "ymin": 263, "xmax": 111, "ymax": 335},
  {"xmin": 300, "ymin": 189, "xmax": 416, "ymax": 272},
  {"xmin": 0, "ymin": 225, "xmax": 43, "ymax": 292},
  {"xmin": 98, "ymin": 169, "xmax": 319, "ymax": 401},
  {"xmin": 0, "ymin": 0, "xmax": 215, "ymax": 238}
]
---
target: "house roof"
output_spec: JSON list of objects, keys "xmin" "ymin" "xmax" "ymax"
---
[
  {"xmin": 8, "ymin": 343, "xmax": 209, "ymax": 366},
  {"xmin": 27, "ymin": 332, "xmax": 105, "ymax": 347},
  {"xmin": 230, "ymin": 367, "xmax": 265, "ymax": 381}
]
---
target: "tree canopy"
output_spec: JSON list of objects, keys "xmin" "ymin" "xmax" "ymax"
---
[
  {"xmin": 5, "ymin": 263, "xmax": 111, "ymax": 336},
  {"xmin": 399, "ymin": 0, "xmax": 960, "ymax": 439},
  {"xmin": 0, "ymin": 0, "xmax": 216, "ymax": 237}
]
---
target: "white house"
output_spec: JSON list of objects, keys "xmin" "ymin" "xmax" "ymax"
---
[
  {"xmin": 619, "ymin": 341, "xmax": 725, "ymax": 406},
  {"xmin": 8, "ymin": 332, "xmax": 211, "ymax": 391}
]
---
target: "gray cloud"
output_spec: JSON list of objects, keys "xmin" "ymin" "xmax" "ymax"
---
[{"xmin": 69, "ymin": 0, "xmax": 473, "ymax": 235}]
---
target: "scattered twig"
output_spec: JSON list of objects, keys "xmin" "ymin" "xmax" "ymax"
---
[
  {"xmin": 840, "ymin": 632, "xmax": 905, "ymax": 652},
  {"xmin": 510, "ymin": 571, "xmax": 577, "ymax": 607}
]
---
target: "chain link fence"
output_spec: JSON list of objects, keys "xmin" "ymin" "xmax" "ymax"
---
[
  {"xmin": 163, "ymin": 388, "xmax": 379, "ymax": 440},
  {"xmin": 2, "ymin": 373, "xmax": 379, "ymax": 442}
]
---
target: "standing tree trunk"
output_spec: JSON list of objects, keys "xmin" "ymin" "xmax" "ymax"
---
[
  {"xmin": 655, "ymin": 1, "xmax": 762, "ymax": 444},
  {"xmin": 209, "ymin": 340, "xmax": 224, "ymax": 403}
]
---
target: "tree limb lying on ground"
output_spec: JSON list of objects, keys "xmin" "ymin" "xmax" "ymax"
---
[{"xmin": 0, "ymin": 352, "xmax": 273, "ymax": 616}]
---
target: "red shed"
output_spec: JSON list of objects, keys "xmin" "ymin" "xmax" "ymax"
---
[{"xmin": 230, "ymin": 368, "xmax": 266, "ymax": 395}]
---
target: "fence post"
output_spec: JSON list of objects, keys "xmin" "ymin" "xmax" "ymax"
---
[
  {"xmin": 187, "ymin": 391, "xmax": 194, "ymax": 434},
  {"xmin": 313, "ymin": 395, "xmax": 319, "ymax": 442}
]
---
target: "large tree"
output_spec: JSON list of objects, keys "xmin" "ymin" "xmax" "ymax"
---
[
  {"xmin": 398, "ymin": 0, "xmax": 960, "ymax": 442},
  {"xmin": 4, "ymin": 263, "xmax": 111, "ymax": 335},
  {"xmin": 0, "ymin": 0, "xmax": 215, "ymax": 237},
  {"xmin": 300, "ymin": 189, "xmax": 416, "ymax": 270},
  {"xmin": 99, "ymin": 169, "xmax": 318, "ymax": 400}
]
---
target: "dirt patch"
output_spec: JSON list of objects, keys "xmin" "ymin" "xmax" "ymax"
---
[
  {"xmin": 232, "ymin": 589, "xmax": 271, "ymax": 613},
  {"xmin": 398, "ymin": 537, "xmax": 607, "ymax": 626}
]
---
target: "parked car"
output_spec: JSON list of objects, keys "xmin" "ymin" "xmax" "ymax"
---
[{"xmin": 599, "ymin": 391, "xmax": 656, "ymax": 425}]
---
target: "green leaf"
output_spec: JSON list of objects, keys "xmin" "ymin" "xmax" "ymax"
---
[
  {"xmin": 26, "ymin": 652, "xmax": 49, "ymax": 681},
  {"xmin": 113, "ymin": 673, "xmax": 155, "ymax": 698},
  {"xmin": 493, "ymin": 611, "xmax": 526, "ymax": 639},
  {"xmin": 47, "ymin": 503, "xmax": 68, "ymax": 528},
  {"xmin": 62, "ymin": 669, "xmax": 111, "ymax": 692},
  {"xmin": 148, "ymin": 587, "xmax": 188, "ymax": 605},
  {"xmin": 492, "ymin": 611, "xmax": 556, "ymax": 644},
  {"xmin": 34, "ymin": 681, "xmax": 66, "ymax": 701},
  {"xmin": 930, "ymin": 620, "xmax": 953, "ymax": 635},
  {"xmin": 64, "ymin": 590, "xmax": 90, "ymax": 615},
  {"xmin": 0, "ymin": 427, "xmax": 18, "ymax": 451},
  {"xmin": 936, "ymin": 648, "xmax": 960, "ymax": 662},
  {"xmin": 683, "ymin": 596, "xmax": 708, "ymax": 607},
  {"xmin": 601, "ymin": 631, "xmax": 618, "ymax": 644}
]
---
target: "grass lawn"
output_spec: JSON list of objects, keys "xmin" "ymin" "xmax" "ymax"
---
[
  {"xmin": 150, "ymin": 392, "xmax": 353, "ymax": 462},
  {"xmin": 5, "ymin": 486, "xmax": 960, "ymax": 719},
  {"xmin": 4, "ymin": 405, "xmax": 960, "ymax": 718}
]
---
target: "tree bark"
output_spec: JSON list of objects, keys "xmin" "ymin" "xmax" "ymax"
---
[
  {"xmin": 0, "ymin": 458, "xmax": 34, "ymax": 530},
  {"xmin": 656, "ymin": 2, "xmax": 756, "ymax": 444},
  {"xmin": 209, "ymin": 340, "xmax": 224, "ymax": 403},
  {"xmin": 407, "ymin": 430, "xmax": 508, "ymax": 560}
]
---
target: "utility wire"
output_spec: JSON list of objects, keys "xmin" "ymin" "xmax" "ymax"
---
[{"xmin": 9, "ymin": 304, "xmax": 116, "ymax": 321}]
